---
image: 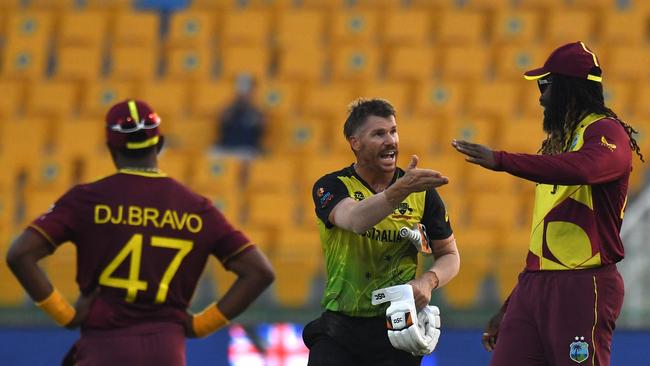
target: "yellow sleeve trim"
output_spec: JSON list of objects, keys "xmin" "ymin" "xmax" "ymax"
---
[
  {"xmin": 29, "ymin": 224, "xmax": 58, "ymax": 249},
  {"xmin": 221, "ymin": 242, "xmax": 255, "ymax": 264}
]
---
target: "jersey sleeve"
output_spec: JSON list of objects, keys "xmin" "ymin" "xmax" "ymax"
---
[
  {"xmin": 313, "ymin": 174, "xmax": 350, "ymax": 228},
  {"xmin": 494, "ymin": 118, "xmax": 632, "ymax": 185},
  {"xmin": 204, "ymin": 200, "xmax": 253, "ymax": 265},
  {"xmin": 27, "ymin": 186, "xmax": 81, "ymax": 251},
  {"xmin": 422, "ymin": 189, "xmax": 453, "ymax": 241}
]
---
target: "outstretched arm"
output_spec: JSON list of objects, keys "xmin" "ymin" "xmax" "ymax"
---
[{"xmin": 331, "ymin": 155, "xmax": 449, "ymax": 234}]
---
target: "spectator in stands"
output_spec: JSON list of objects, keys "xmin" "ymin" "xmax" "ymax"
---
[
  {"xmin": 214, "ymin": 73, "xmax": 266, "ymax": 159},
  {"xmin": 452, "ymin": 41, "xmax": 644, "ymax": 366},
  {"xmin": 6, "ymin": 99, "xmax": 274, "ymax": 366},
  {"xmin": 303, "ymin": 98, "xmax": 460, "ymax": 365}
]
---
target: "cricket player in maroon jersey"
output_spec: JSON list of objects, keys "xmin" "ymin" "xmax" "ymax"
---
[
  {"xmin": 6, "ymin": 99, "xmax": 275, "ymax": 366},
  {"xmin": 453, "ymin": 42, "xmax": 644, "ymax": 365}
]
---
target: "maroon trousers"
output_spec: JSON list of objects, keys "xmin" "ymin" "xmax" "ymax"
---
[
  {"xmin": 73, "ymin": 323, "xmax": 186, "ymax": 366},
  {"xmin": 490, "ymin": 264, "xmax": 624, "ymax": 366}
]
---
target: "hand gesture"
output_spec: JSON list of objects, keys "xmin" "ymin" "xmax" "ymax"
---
[
  {"xmin": 408, "ymin": 271, "xmax": 438, "ymax": 310},
  {"xmin": 451, "ymin": 140, "xmax": 497, "ymax": 170},
  {"xmin": 398, "ymin": 155, "xmax": 449, "ymax": 193},
  {"xmin": 482, "ymin": 310, "xmax": 505, "ymax": 352}
]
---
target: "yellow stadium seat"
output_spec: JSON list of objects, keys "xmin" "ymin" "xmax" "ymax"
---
[
  {"xmin": 413, "ymin": 80, "xmax": 466, "ymax": 119},
  {"xmin": 54, "ymin": 118, "xmax": 104, "ymax": 165},
  {"xmin": 468, "ymin": 191, "xmax": 523, "ymax": 231},
  {"xmin": 271, "ymin": 227, "xmax": 322, "ymax": 307},
  {"xmin": 246, "ymin": 156, "xmax": 296, "ymax": 193},
  {"xmin": 443, "ymin": 115, "xmax": 496, "ymax": 148},
  {"xmin": 113, "ymin": 11, "xmax": 160, "ymax": 46},
  {"xmin": 465, "ymin": 163, "xmax": 519, "ymax": 193},
  {"xmin": 189, "ymin": 80, "xmax": 234, "ymax": 120},
  {"xmin": 436, "ymin": 10, "xmax": 486, "ymax": 45},
  {"xmin": 439, "ymin": 45, "xmax": 490, "ymax": 81},
  {"xmin": 603, "ymin": 45, "xmax": 650, "ymax": 81},
  {"xmin": 392, "ymin": 119, "xmax": 436, "ymax": 158},
  {"xmin": 385, "ymin": 45, "xmax": 436, "ymax": 83},
  {"xmin": 632, "ymin": 82, "xmax": 650, "ymax": 118},
  {"xmin": 5, "ymin": 11, "xmax": 54, "ymax": 48},
  {"xmin": 0, "ymin": 79, "xmax": 24, "ymax": 119},
  {"xmin": 501, "ymin": 117, "xmax": 546, "ymax": 153},
  {"xmin": 109, "ymin": 45, "xmax": 158, "ymax": 81},
  {"xmin": 58, "ymin": 10, "xmax": 109, "ymax": 47},
  {"xmin": 25, "ymin": 81, "xmax": 77, "ymax": 119},
  {"xmin": 1, "ymin": 118, "xmax": 50, "ymax": 169},
  {"xmin": 299, "ymin": 153, "xmax": 353, "ymax": 209},
  {"xmin": 330, "ymin": 9, "xmax": 380, "ymax": 45},
  {"xmin": 80, "ymin": 151, "xmax": 115, "ymax": 183},
  {"xmin": 53, "ymin": 46, "xmax": 103, "ymax": 82},
  {"xmin": 495, "ymin": 228, "xmax": 530, "ymax": 302},
  {"xmin": 383, "ymin": 8, "xmax": 432, "ymax": 46},
  {"xmin": 492, "ymin": 10, "xmax": 540, "ymax": 45},
  {"xmin": 191, "ymin": 154, "xmax": 242, "ymax": 193},
  {"xmin": 493, "ymin": 45, "xmax": 546, "ymax": 81},
  {"xmin": 257, "ymin": 80, "xmax": 300, "ymax": 121},
  {"xmin": 80, "ymin": 80, "xmax": 137, "ymax": 118},
  {"xmin": 302, "ymin": 81, "xmax": 355, "ymax": 120},
  {"xmin": 599, "ymin": 10, "xmax": 645, "ymax": 46},
  {"xmin": 442, "ymin": 227, "xmax": 496, "ymax": 308},
  {"xmin": 245, "ymin": 191, "xmax": 298, "ymax": 228},
  {"xmin": 27, "ymin": 151, "xmax": 74, "ymax": 193},
  {"xmin": 220, "ymin": 9, "xmax": 271, "ymax": 46},
  {"xmin": 272, "ymin": 117, "xmax": 327, "ymax": 156},
  {"xmin": 209, "ymin": 256, "xmax": 237, "ymax": 297},
  {"xmin": 22, "ymin": 187, "xmax": 61, "ymax": 227},
  {"xmin": 276, "ymin": 46, "xmax": 326, "ymax": 84},
  {"xmin": 461, "ymin": 0, "xmax": 513, "ymax": 10},
  {"xmin": 200, "ymin": 185, "xmax": 244, "ymax": 225},
  {"xmin": 275, "ymin": 9, "xmax": 325, "ymax": 48},
  {"xmin": 466, "ymin": 81, "xmax": 519, "ymax": 119},
  {"xmin": 331, "ymin": 45, "xmax": 381, "ymax": 82},
  {"xmin": 42, "ymin": 242, "xmax": 79, "ymax": 301},
  {"xmin": 1, "ymin": 42, "xmax": 48, "ymax": 80},
  {"xmin": 220, "ymin": 45, "xmax": 270, "ymax": 81},
  {"xmin": 165, "ymin": 117, "xmax": 216, "ymax": 153},
  {"xmin": 166, "ymin": 11, "xmax": 215, "ymax": 48},
  {"xmin": 421, "ymin": 151, "xmax": 466, "ymax": 192},
  {"xmin": 545, "ymin": 10, "xmax": 596, "ymax": 45},
  {"xmin": 602, "ymin": 81, "xmax": 634, "ymax": 118},
  {"xmin": 359, "ymin": 80, "xmax": 411, "ymax": 116},
  {"xmin": 138, "ymin": 80, "xmax": 190, "ymax": 128},
  {"xmin": 164, "ymin": 47, "xmax": 213, "ymax": 81}
]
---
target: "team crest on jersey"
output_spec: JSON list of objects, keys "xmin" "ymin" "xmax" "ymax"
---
[
  {"xmin": 600, "ymin": 136, "xmax": 617, "ymax": 151},
  {"xmin": 354, "ymin": 191, "xmax": 365, "ymax": 201},
  {"xmin": 569, "ymin": 336, "xmax": 589, "ymax": 363},
  {"xmin": 317, "ymin": 187, "xmax": 333, "ymax": 208},
  {"xmin": 392, "ymin": 202, "xmax": 414, "ymax": 219}
]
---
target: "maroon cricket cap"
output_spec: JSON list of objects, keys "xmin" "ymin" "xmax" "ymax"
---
[
  {"xmin": 105, "ymin": 99, "xmax": 162, "ymax": 150},
  {"xmin": 524, "ymin": 41, "xmax": 602, "ymax": 82}
]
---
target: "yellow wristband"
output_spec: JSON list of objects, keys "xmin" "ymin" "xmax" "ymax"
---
[
  {"xmin": 35, "ymin": 289, "xmax": 75, "ymax": 327},
  {"xmin": 192, "ymin": 303, "xmax": 229, "ymax": 338}
]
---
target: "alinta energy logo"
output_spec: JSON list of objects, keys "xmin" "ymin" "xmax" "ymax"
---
[{"xmin": 392, "ymin": 202, "xmax": 414, "ymax": 219}]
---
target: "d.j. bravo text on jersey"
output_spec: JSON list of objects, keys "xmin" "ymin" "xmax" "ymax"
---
[{"xmin": 94, "ymin": 204, "xmax": 203, "ymax": 233}]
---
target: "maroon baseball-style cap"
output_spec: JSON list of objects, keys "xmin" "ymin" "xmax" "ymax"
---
[
  {"xmin": 524, "ymin": 41, "xmax": 602, "ymax": 82},
  {"xmin": 105, "ymin": 99, "xmax": 162, "ymax": 150}
]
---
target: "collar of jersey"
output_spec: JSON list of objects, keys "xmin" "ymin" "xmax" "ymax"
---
[{"xmin": 117, "ymin": 168, "xmax": 168, "ymax": 178}]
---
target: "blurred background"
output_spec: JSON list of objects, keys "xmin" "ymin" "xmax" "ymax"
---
[{"xmin": 1, "ymin": 0, "xmax": 650, "ymax": 364}]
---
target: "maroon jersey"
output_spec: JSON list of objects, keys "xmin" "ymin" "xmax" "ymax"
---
[
  {"xmin": 494, "ymin": 116, "xmax": 631, "ymax": 270},
  {"xmin": 29, "ymin": 170, "xmax": 251, "ymax": 331}
]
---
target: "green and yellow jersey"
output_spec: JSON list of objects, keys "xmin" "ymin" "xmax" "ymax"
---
[{"xmin": 313, "ymin": 165, "xmax": 453, "ymax": 317}]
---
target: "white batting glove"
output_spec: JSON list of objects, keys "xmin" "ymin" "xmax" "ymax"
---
[{"xmin": 372, "ymin": 285, "xmax": 441, "ymax": 356}]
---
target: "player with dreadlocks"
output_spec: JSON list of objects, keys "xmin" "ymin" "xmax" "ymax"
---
[{"xmin": 452, "ymin": 41, "xmax": 642, "ymax": 365}]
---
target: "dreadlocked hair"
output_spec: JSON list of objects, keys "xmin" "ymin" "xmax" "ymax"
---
[{"xmin": 539, "ymin": 74, "xmax": 644, "ymax": 162}]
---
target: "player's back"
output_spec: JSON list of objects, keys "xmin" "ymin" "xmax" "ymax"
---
[{"xmin": 38, "ymin": 170, "xmax": 247, "ymax": 331}]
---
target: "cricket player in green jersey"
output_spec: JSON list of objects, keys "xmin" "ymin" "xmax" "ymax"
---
[{"xmin": 302, "ymin": 98, "xmax": 460, "ymax": 365}]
